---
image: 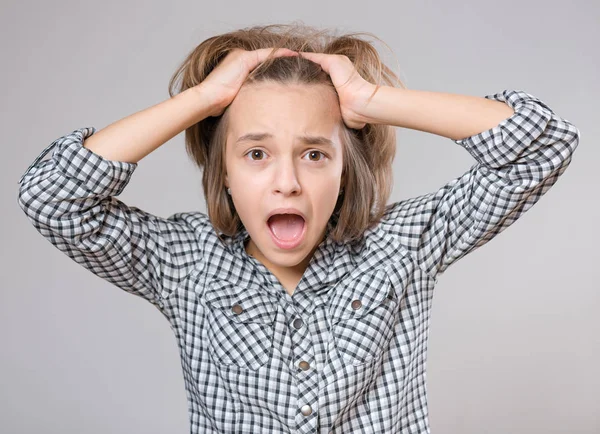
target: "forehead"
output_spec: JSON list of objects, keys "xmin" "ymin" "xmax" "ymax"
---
[{"xmin": 226, "ymin": 82, "xmax": 342, "ymax": 139}]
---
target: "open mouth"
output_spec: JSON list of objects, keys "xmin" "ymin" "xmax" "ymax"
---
[{"xmin": 266, "ymin": 213, "xmax": 307, "ymax": 249}]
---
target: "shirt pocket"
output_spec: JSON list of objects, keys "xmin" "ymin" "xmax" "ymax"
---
[
  {"xmin": 203, "ymin": 279, "xmax": 278, "ymax": 371},
  {"xmin": 328, "ymin": 266, "xmax": 400, "ymax": 366}
]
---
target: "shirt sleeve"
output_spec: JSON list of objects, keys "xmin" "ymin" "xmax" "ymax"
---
[
  {"xmin": 17, "ymin": 127, "xmax": 203, "ymax": 308},
  {"xmin": 382, "ymin": 89, "xmax": 581, "ymax": 282}
]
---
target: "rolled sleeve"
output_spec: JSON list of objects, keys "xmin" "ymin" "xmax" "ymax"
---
[
  {"xmin": 18, "ymin": 127, "xmax": 137, "ymax": 196},
  {"xmin": 17, "ymin": 127, "xmax": 202, "ymax": 309},
  {"xmin": 382, "ymin": 89, "xmax": 580, "ymax": 281}
]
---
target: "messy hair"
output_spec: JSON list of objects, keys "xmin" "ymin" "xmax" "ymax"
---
[{"xmin": 168, "ymin": 22, "xmax": 405, "ymax": 243}]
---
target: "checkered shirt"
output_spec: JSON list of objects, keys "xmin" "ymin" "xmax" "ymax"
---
[{"xmin": 17, "ymin": 89, "xmax": 580, "ymax": 433}]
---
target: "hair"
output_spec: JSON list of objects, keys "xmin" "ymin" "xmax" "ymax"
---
[{"xmin": 168, "ymin": 22, "xmax": 406, "ymax": 244}]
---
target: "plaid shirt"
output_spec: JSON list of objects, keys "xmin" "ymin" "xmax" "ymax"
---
[{"xmin": 17, "ymin": 89, "xmax": 580, "ymax": 433}]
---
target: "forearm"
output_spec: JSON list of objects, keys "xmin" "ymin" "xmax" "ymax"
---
[
  {"xmin": 363, "ymin": 86, "xmax": 515, "ymax": 141},
  {"xmin": 83, "ymin": 85, "xmax": 215, "ymax": 163}
]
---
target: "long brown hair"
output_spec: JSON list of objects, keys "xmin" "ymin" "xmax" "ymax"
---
[{"xmin": 168, "ymin": 22, "xmax": 406, "ymax": 243}]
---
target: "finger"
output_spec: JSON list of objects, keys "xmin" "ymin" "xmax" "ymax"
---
[
  {"xmin": 297, "ymin": 51, "xmax": 323, "ymax": 59},
  {"xmin": 247, "ymin": 47, "xmax": 299, "ymax": 70},
  {"xmin": 297, "ymin": 51, "xmax": 330, "ymax": 72},
  {"xmin": 258, "ymin": 47, "xmax": 298, "ymax": 60}
]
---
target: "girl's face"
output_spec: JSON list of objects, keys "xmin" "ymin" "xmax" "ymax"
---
[{"xmin": 224, "ymin": 81, "xmax": 344, "ymax": 280}]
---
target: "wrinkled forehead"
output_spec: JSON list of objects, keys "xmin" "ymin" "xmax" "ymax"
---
[{"xmin": 225, "ymin": 82, "xmax": 342, "ymax": 144}]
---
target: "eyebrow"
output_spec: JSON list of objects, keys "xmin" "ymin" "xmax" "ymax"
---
[{"xmin": 235, "ymin": 132, "xmax": 335, "ymax": 148}]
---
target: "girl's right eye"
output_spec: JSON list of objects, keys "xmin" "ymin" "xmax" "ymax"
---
[{"xmin": 246, "ymin": 149, "xmax": 266, "ymax": 161}]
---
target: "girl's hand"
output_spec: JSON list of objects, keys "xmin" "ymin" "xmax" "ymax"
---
[
  {"xmin": 197, "ymin": 47, "xmax": 299, "ymax": 117},
  {"xmin": 298, "ymin": 51, "xmax": 377, "ymax": 129}
]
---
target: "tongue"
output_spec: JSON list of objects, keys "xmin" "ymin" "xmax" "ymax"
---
[{"xmin": 268, "ymin": 214, "xmax": 304, "ymax": 240}]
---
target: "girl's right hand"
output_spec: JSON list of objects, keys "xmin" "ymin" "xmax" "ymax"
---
[{"xmin": 197, "ymin": 47, "xmax": 299, "ymax": 117}]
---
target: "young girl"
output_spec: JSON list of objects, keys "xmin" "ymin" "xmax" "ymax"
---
[{"xmin": 17, "ymin": 24, "xmax": 580, "ymax": 433}]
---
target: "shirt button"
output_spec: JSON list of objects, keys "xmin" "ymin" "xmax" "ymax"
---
[
  {"xmin": 351, "ymin": 299, "xmax": 362, "ymax": 310},
  {"xmin": 300, "ymin": 404, "xmax": 312, "ymax": 416},
  {"xmin": 231, "ymin": 304, "xmax": 243, "ymax": 314},
  {"xmin": 298, "ymin": 361, "xmax": 310, "ymax": 371},
  {"xmin": 293, "ymin": 317, "xmax": 304, "ymax": 329}
]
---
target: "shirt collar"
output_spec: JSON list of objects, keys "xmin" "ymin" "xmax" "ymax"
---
[{"xmin": 226, "ymin": 214, "xmax": 348, "ymax": 293}]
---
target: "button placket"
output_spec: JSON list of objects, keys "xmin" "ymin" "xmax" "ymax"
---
[
  {"xmin": 289, "ymin": 310, "xmax": 318, "ymax": 424},
  {"xmin": 294, "ymin": 315, "xmax": 311, "ymax": 373}
]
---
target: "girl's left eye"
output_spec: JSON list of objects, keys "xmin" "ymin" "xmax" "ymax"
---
[{"xmin": 303, "ymin": 150, "xmax": 326, "ymax": 162}]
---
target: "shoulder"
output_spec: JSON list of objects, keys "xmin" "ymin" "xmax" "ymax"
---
[
  {"xmin": 166, "ymin": 210, "xmax": 216, "ymax": 245},
  {"xmin": 167, "ymin": 210, "xmax": 211, "ymax": 229},
  {"xmin": 357, "ymin": 200, "xmax": 423, "ymax": 261}
]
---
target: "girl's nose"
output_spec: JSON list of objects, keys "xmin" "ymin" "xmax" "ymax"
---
[{"xmin": 273, "ymin": 160, "xmax": 301, "ymax": 196}]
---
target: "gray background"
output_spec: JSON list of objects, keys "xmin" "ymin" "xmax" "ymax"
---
[{"xmin": 2, "ymin": 0, "xmax": 598, "ymax": 433}]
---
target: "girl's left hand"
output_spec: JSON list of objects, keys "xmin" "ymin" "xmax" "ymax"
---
[{"xmin": 298, "ymin": 51, "xmax": 377, "ymax": 129}]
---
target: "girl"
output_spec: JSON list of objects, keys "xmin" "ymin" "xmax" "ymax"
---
[{"xmin": 17, "ymin": 24, "xmax": 580, "ymax": 433}]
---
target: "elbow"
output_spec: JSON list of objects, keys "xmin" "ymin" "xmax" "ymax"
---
[
  {"xmin": 559, "ymin": 117, "xmax": 581, "ymax": 154},
  {"xmin": 17, "ymin": 180, "xmax": 37, "ymax": 221},
  {"xmin": 547, "ymin": 118, "xmax": 580, "ymax": 174},
  {"xmin": 557, "ymin": 120, "xmax": 580, "ymax": 172},
  {"xmin": 569, "ymin": 123, "xmax": 581, "ymax": 153}
]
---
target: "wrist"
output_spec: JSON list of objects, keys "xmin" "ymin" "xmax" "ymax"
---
[
  {"xmin": 349, "ymin": 83, "xmax": 390, "ymax": 126},
  {"xmin": 189, "ymin": 83, "xmax": 227, "ymax": 118}
]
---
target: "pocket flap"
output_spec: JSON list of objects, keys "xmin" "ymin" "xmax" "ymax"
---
[
  {"xmin": 204, "ymin": 279, "xmax": 277, "ymax": 324},
  {"xmin": 328, "ymin": 266, "xmax": 397, "ymax": 323}
]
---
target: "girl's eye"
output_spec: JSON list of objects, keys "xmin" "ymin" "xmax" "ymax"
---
[
  {"xmin": 304, "ymin": 150, "xmax": 326, "ymax": 162},
  {"xmin": 247, "ymin": 149, "xmax": 265, "ymax": 161}
]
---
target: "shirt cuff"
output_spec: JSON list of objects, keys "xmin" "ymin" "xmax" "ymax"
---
[
  {"xmin": 18, "ymin": 127, "xmax": 138, "ymax": 197},
  {"xmin": 451, "ymin": 89, "xmax": 555, "ymax": 169}
]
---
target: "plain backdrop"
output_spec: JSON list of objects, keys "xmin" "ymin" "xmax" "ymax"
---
[{"xmin": 2, "ymin": 0, "xmax": 598, "ymax": 433}]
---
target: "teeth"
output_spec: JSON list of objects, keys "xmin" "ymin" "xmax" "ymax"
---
[{"xmin": 268, "ymin": 213, "xmax": 304, "ymax": 222}]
